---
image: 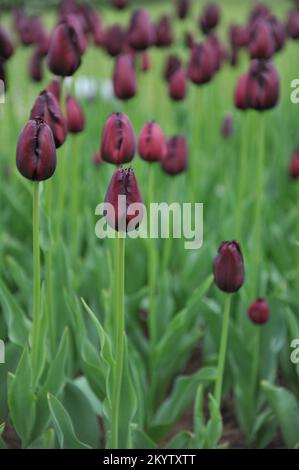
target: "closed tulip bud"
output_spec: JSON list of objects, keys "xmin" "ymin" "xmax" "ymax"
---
[
  {"xmin": 176, "ymin": 0, "xmax": 190, "ymax": 20},
  {"xmin": 128, "ymin": 10, "xmax": 155, "ymax": 51},
  {"xmin": 140, "ymin": 51, "xmax": 150, "ymax": 72},
  {"xmin": 185, "ymin": 31, "xmax": 195, "ymax": 49},
  {"xmin": 66, "ymin": 95, "xmax": 85, "ymax": 133},
  {"xmin": 16, "ymin": 119, "xmax": 57, "ymax": 181},
  {"xmin": 249, "ymin": 4, "xmax": 271, "ymax": 22},
  {"xmin": 289, "ymin": 150, "xmax": 299, "ymax": 179},
  {"xmin": 138, "ymin": 121, "xmax": 166, "ymax": 162},
  {"xmin": 101, "ymin": 112, "xmax": 135, "ymax": 165},
  {"xmin": 248, "ymin": 298, "xmax": 270, "ymax": 324},
  {"xmin": 30, "ymin": 90, "xmax": 67, "ymax": 148},
  {"xmin": 113, "ymin": 54, "xmax": 137, "ymax": 101},
  {"xmin": 0, "ymin": 25, "xmax": 14, "ymax": 60},
  {"xmin": 286, "ymin": 11, "xmax": 299, "ymax": 39},
  {"xmin": 47, "ymin": 79, "xmax": 61, "ymax": 102},
  {"xmin": 249, "ymin": 19, "xmax": 275, "ymax": 59},
  {"xmin": 155, "ymin": 16, "xmax": 173, "ymax": 47},
  {"xmin": 164, "ymin": 54, "xmax": 182, "ymax": 82},
  {"xmin": 247, "ymin": 59, "xmax": 280, "ymax": 111},
  {"xmin": 169, "ymin": 68, "xmax": 187, "ymax": 101},
  {"xmin": 199, "ymin": 3, "xmax": 221, "ymax": 35},
  {"xmin": 187, "ymin": 42, "xmax": 215, "ymax": 85},
  {"xmin": 29, "ymin": 50, "xmax": 43, "ymax": 82},
  {"xmin": 213, "ymin": 241, "xmax": 245, "ymax": 293},
  {"xmin": 230, "ymin": 24, "xmax": 249, "ymax": 49},
  {"xmin": 104, "ymin": 25, "xmax": 127, "ymax": 57},
  {"xmin": 268, "ymin": 17, "xmax": 285, "ymax": 52},
  {"xmin": 221, "ymin": 113, "xmax": 234, "ymax": 138},
  {"xmin": 47, "ymin": 17, "xmax": 82, "ymax": 76},
  {"xmin": 207, "ymin": 34, "xmax": 224, "ymax": 72},
  {"xmin": 93, "ymin": 151, "xmax": 103, "ymax": 166},
  {"xmin": 234, "ymin": 73, "xmax": 249, "ymax": 110},
  {"xmin": 84, "ymin": 9, "xmax": 103, "ymax": 46},
  {"xmin": 161, "ymin": 135, "xmax": 188, "ymax": 175},
  {"xmin": 104, "ymin": 167, "xmax": 143, "ymax": 232},
  {"xmin": 111, "ymin": 0, "xmax": 128, "ymax": 9}
]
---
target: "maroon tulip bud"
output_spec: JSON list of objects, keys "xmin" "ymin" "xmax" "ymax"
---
[
  {"xmin": 104, "ymin": 25, "xmax": 127, "ymax": 56},
  {"xmin": 84, "ymin": 8, "xmax": 103, "ymax": 45},
  {"xmin": 113, "ymin": 54, "xmax": 137, "ymax": 101},
  {"xmin": 161, "ymin": 136, "xmax": 188, "ymax": 176},
  {"xmin": 47, "ymin": 79, "xmax": 61, "ymax": 102},
  {"xmin": 164, "ymin": 54, "xmax": 182, "ymax": 82},
  {"xmin": 176, "ymin": 0, "xmax": 190, "ymax": 20},
  {"xmin": 268, "ymin": 16, "xmax": 285, "ymax": 52},
  {"xmin": 187, "ymin": 42, "xmax": 215, "ymax": 85},
  {"xmin": 0, "ymin": 25, "xmax": 14, "ymax": 60},
  {"xmin": 199, "ymin": 3, "xmax": 221, "ymax": 35},
  {"xmin": 213, "ymin": 241, "xmax": 245, "ymax": 293},
  {"xmin": 249, "ymin": 4, "xmax": 271, "ymax": 22},
  {"xmin": 16, "ymin": 119, "xmax": 57, "ymax": 181},
  {"xmin": 104, "ymin": 167, "xmax": 143, "ymax": 232},
  {"xmin": 66, "ymin": 95, "xmax": 85, "ymax": 133},
  {"xmin": 128, "ymin": 10, "xmax": 155, "ymax": 51},
  {"xmin": 249, "ymin": 19, "xmax": 275, "ymax": 60},
  {"xmin": 221, "ymin": 113, "xmax": 234, "ymax": 138},
  {"xmin": 155, "ymin": 16, "xmax": 173, "ymax": 48},
  {"xmin": 17, "ymin": 14, "xmax": 39, "ymax": 46},
  {"xmin": 169, "ymin": 68, "xmax": 187, "ymax": 101},
  {"xmin": 138, "ymin": 121, "xmax": 166, "ymax": 162},
  {"xmin": 29, "ymin": 50, "xmax": 43, "ymax": 82},
  {"xmin": 93, "ymin": 151, "xmax": 103, "ymax": 166},
  {"xmin": 30, "ymin": 90, "xmax": 67, "ymax": 148},
  {"xmin": 286, "ymin": 10, "xmax": 299, "ymax": 39},
  {"xmin": 101, "ymin": 112, "xmax": 135, "ymax": 165},
  {"xmin": 206, "ymin": 34, "xmax": 224, "ymax": 72},
  {"xmin": 234, "ymin": 73, "xmax": 249, "ymax": 110},
  {"xmin": 47, "ymin": 17, "xmax": 82, "ymax": 76},
  {"xmin": 111, "ymin": 0, "xmax": 128, "ymax": 9},
  {"xmin": 185, "ymin": 31, "xmax": 195, "ymax": 49},
  {"xmin": 140, "ymin": 51, "xmax": 150, "ymax": 72},
  {"xmin": 230, "ymin": 24, "xmax": 249, "ymax": 49},
  {"xmin": 247, "ymin": 59, "xmax": 280, "ymax": 111},
  {"xmin": 248, "ymin": 298, "xmax": 270, "ymax": 324},
  {"xmin": 289, "ymin": 150, "xmax": 299, "ymax": 179}
]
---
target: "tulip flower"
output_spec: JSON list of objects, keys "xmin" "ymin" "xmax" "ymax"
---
[
  {"xmin": 101, "ymin": 112, "xmax": 135, "ymax": 165},
  {"xmin": 30, "ymin": 90, "xmax": 67, "ymax": 148},
  {"xmin": 66, "ymin": 95, "xmax": 85, "ymax": 133},
  {"xmin": 155, "ymin": 16, "xmax": 173, "ymax": 48},
  {"xmin": 104, "ymin": 25, "xmax": 127, "ymax": 57},
  {"xmin": 221, "ymin": 113, "xmax": 234, "ymax": 139},
  {"xmin": 249, "ymin": 19, "xmax": 275, "ymax": 60},
  {"xmin": 140, "ymin": 51, "xmax": 150, "ymax": 72},
  {"xmin": 234, "ymin": 73, "xmax": 249, "ymax": 110},
  {"xmin": 268, "ymin": 16, "xmax": 285, "ymax": 52},
  {"xmin": 187, "ymin": 42, "xmax": 215, "ymax": 85},
  {"xmin": 128, "ymin": 10, "xmax": 155, "ymax": 51},
  {"xmin": 185, "ymin": 31, "xmax": 195, "ymax": 49},
  {"xmin": 169, "ymin": 68, "xmax": 187, "ymax": 101},
  {"xmin": 16, "ymin": 118, "xmax": 57, "ymax": 181},
  {"xmin": 0, "ymin": 25, "xmax": 14, "ymax": 60},
  {"xmin": 111, "ymin": 0, "xmax": 128, "ymax": 9},
  {"xmin": 29, "ymin": 50, "xmax": 43, "ymax": 82},
  {"xmin": 83, "ymin": 8, "xmax": 103, "ymax": 45},
  {"xmin": 47, "ymin": 79, "xmax": 61, "ymax": 102},
  {"xmin": 207, "ymin": 34, "xmax": 224, "ymax": 72},
  {"xmin": 246, "ymin": 59, "xmax": 280, "ymax": 111},
  {"xmin": 161, "ymin": 136, "xmax": 188, "ymax": 175},
  {"xmin": 113, "ymin": 54, "xmax": 137, "ymax": 101},
  {"xmin": 199, "ymin": 3, "xmax": 221, "ymax": 35},
  {"xmin": 230, "ymin": 24, "xmax": 249, "ymax": 49},
  {"xmin": 138, "ymin": 121, "xmax": 167, "ymax": 162},
  {"xmin": 248, "ymin": 298, "xmax": 270, "ymax": 324},
  {"xmin": 176, "ymin": 0, "xmax": 190, "ymax": 20},
  {"xmin": 289, "ymin": 150, "xmax": 299, "ymax": 179},
  {"xmin": 249, "ymin": 4, "xmax": 271, "ymax": 22},
  {"xmin": 164, "ymin": 54, "xmax": 182, "ymax": 82},
  {"xmin": 286, "ymin": 10, "xmax": 299, "ymax": 39},
  {"xmin": 213, "ymin": 241, "xmax": 245, "ymax": 293}
]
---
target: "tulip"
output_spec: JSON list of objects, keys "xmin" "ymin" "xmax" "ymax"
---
[
  {"xmin": 234, "ymin": 73, "xmax": 249, "ymax": 110},
  {"xmin": 128, "ymin": 10, "xmax": 154, "ymax": 51},
  {"xmin": 30, "ymin": 90, "xmax": 67, "ymax": 148},
  {"xmin": 0, "ymin": 25, "xmax": 14, "ymax": 60},
  {"xmin": 185, "ymin": 31, "xmax": 195, "ymax": 49},
  {"xmin": 138, "ymin": 121, "xmax": 166, "ymax": 162},
  {"xmin": 221, "ymin": 113, "xmax": 234, "ymax": 139},
  {"xmin": 83, "ymin": 8, "xmax": 103, "ymax": 46},
  {"xmin": 104, "ymin": 25, "xmax": 127, "ymax": 57},
  {"xmin": 29, "ymin": 50, "xmax": 43, "ymax": 82},
  {"xmin": 268, "ymin": 16, "xmax": 285, "ymax": 52},
  {"xmin": 47, "ymin": 79, "xmax": 61, "ymax": 102},
  {"xmin": 207, "ymin": 34, "xmax": 224, "ymax": 72},
  {"xmin": 289, "ymin": 150, "xmax": 299, "ymax": 179},
  {"xmin": 16, "ymin": 119, "xmax": 57, "ymax": 181},
  {"xmin": 169, "ymin": 68, "xmax": 187, "ymax": 101},
  {"xmin": 140, "ymin": 51, "xmax": 150, "ymax": 72},
  {"xmin": 246, "ymin": 59, "xmax": 280, "ymax": 111},
  {"xmin": 104, "ymin": 167, "xmax": 143, "ymax": 232},
  {"xmin": 199, "ymin": 3, "xmax": 221, "ymax": 35},
  {"xmin": 230, "ymin": 24, "xmax": 249, "ymax": 49},
  {"xmin": 66, "ymin": 95, "xmax": 85, "ymax": 133},
  {"xmin": 111, "ymin": 0, "xmax": 128, "ymax": 9},
  {"xmin": 101, "ymin": 112, "xmax": 135, "ymax": 165},
  {"xmin": 176, "ymin": 0, "xmax": 190, "ymax": 20},
  {"xmin": 213, "ymin": 241, "xmax": 244, "ymax": 293},
  {"xmin": 161, "ymin": 136, "xmax": 188, "ymax": 175},
  {"xmin": 155, "ymin": 16, "xmax": 173, "ymax": 47},
  {"xmin": 164, "ymin": 54, "xmax": 182, "ymax": 82},
  {"xmin": 248, "ymin": 298, "xmax": 270, "ymax": 324},
  {"xmin": 187, "ymin": 42, "xmax": 215, "ymax": 85},
  {"xmin": 249, "ymin": 4, "xmax": 271, "ymax": 22},
  {"xmin": 113, "ymin": 54, "xmax": 137, "ymax": 101},
  {"xmin": 249, "ymin": 19, "xmax": 275, "ymax": 60},
  {"xmin": 286, "ymin": 11, "xmax": 299, "ymax": 39}
]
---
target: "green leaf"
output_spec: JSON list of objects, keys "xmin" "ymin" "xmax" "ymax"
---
[
  {"xmin": 132, "ymin": 428, "xmax": 157, "ymax": 449},
  {"xmin": 27, "ymin": 428, "xmax": 56, "ymax": 449},
  {"xmin": 48, "ymin": 393, "xmax": 91, "ymax": 449},
  {"xmin": 165, "ymin": 431, "xmax": 194, "ymax": 449},
  {"xmin": 205, "ymin": 394, "xmax": 222, "ymax": 449},
  {"xmin": 31, "ymin": 283, "xmax": 48, "ymax": 387},
  {"xmin": 0, "ymin": 423, "xmax": 6, "ymax": 449}
]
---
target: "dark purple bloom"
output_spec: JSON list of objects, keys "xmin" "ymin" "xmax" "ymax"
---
[
  {"xmin": 101, "ymin": 112, "xmax": 135, "ymax": 165},
  {"xmin": 234, "ymin": 73, "xmax": 249, "ymax": 110},
  {"xmin": 29, "ymin": 50, "xmax": 43, "ymax": 82},
  {"xmin": 249, "ymin": 19, "xmax": 275, "ymax": 59},
  {"xmin": 289, "ymin": 150, "xmax": 299, "ymax": 179},
  {"xmin": 187, "ymin": 42, "xmax": 215, "ymax": 85},
  {"xmin": 161, "ymin": 136, "xmax": 188, "ymax": 175},
  {"xmin": 128, "ymin": 10, "xmax": 155, "ymax": 51},
  {"xmin": 169, "ymin": 68, "xmax": 187, "ymax": 101},
  {"xmin": 164, "ymin": 54, "xmax": 182, "ymax": 82},
  {"xmin": 138, "ymin": 121, "xmax": 166, "ymax": 162},
  {"xmin": 246, "ymin": 59, "xmax": 280, "ymax": 111},
  {"xmin": 113, "ymin": 54, "xmax": 137, "ymax": 101},
  {"xmin": 199, "ymin": 3, "xmax": 221, "ymax": 35},
  {"xmin": 176, "ymin": 0, "xmax": 190, "ymax": 20},
  {"xmin": 66, "ymin": 95, "xmax": 85, "ymax": 133},
  {"xmin": 0, "ymin": 25, "xmax": 14, "ymax": 60},
  {"xmin": 213, "ymin": 241, "xmax": 245, "ymax": 293},
  {"xmin": 248, "ymin": 298, "xmax": 270, "ymax": 324},
  {"xmin": 155, "ymin": 16, "xmax": 173, "ymax": 47}
]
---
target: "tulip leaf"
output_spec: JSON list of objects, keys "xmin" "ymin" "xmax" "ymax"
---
[
  {"xmin": 165, "ymin": 431, "xmax": 194, "ymax": 449},
  {"xmin": 0, "ymin": 423, "xmax": 6, "ymax": 449}
]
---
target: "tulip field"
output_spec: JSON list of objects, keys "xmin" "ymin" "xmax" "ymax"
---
[{"xmin": 1, "ymin": 0, "xmax": 299, "ymax": 453}]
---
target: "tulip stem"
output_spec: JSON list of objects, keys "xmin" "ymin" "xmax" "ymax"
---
[
  {"xmin": 70, "ymin": 135, "xmax": 80, "ymax": 263},
  {"xmin": 148, "ymin": 165, "xmax": 157, "ymax": 349},
  {"xmin": 111, "ymin": 233, "xmax": 126, "ymax": 449},
  {"xmin": 235, "ymin": 112, "xmax": 250, "ymax": 240},
  {"xmin": 251, "ymin": 326, "xmax": 261, "ymax": 400},
  {"xmin": 45, "ymin": 180, "xmax": 55, "ymax": 357},
  {"xmin": 31, "ymin": 181, "xmax": 41, "ymax": 385},
  {"xmin": 214, "ymin": 294, "xmax": 232, "ymax": 407}
]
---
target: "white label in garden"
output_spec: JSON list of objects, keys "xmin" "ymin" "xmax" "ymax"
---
[
  {"xmin": 290, "ymin": 339, "xmax": 299, "ymax": 364},
  {"xmin": 0, "ymin": 80, "xmax": 5, "ymax": 104},
  {"xmin": 0, "ymin": 340, "xmax": 5, "ymax": 364},
  {"xmin": 290, "ymin": 79, "xmax": 299, "ymax": 104}
]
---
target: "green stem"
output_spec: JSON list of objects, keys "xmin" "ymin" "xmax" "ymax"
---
[
  {"xmin": 55, "ymin": 78, "xmax": 67, "ymax": 240},
  {"xmin": 162, "ymin": 178, "xmax": 175, "ymax": 271},
  {"xmin": 251, "ymin": 326, "xmax": 261, "ymax": 399},
  {"xmin": 235, "ymin": 112, "xmax": 250, "ymax": 240},
  {"xmin": 111, "ymin": 234, "xmax": 126, "ymax": 449},
  {"xmin": 214, "ymin": 294, "xmax": 232, "ymax": 407},
  {"xmin": 190, "ymin": 87, "xmax": 202, "ymax": 201},
  {"xmin": 147, "ymin": 165, "xmax": 157, "ymax": 349},
  {"xmin": 70, "ymin": 135, "xmax": 80, "ymax": 262},
  {"xmin": 31, "ymin": 182, "xmax": 41, "ymax": 383},
  {"xmin": 45, "ymin": 179, "xmax": 55, "ymax": 357}
]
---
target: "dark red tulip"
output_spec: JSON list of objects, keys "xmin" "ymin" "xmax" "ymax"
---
[
  {"xmin": 247, "ymin": 59, "xmax": 280, "ymax": 111},
  {"xmin": 47, "ymin": 79, "xmax": 61, "ymax": 102},
  {"xmin": 176, "ymin": 0, "xmax": 190, "ymax": 20},
  {"xmin": 155, "ymin": 16, "xmax": 173, "ymax": 47},
  {"xmin": 249, "ymin": 19, "xmax": 275, "ymax": 59},
  {"xmin": 16, "ymin": 119, "xmax": 57, "ymax": 181},
  {"xmin": 199, "ymin": 3, "xmax": 221, "ymax": 35},
  {"xmin": 111, "ymin": 0, "xmax": 128, "ymax": 9},
  {"xmin": 140, "ymin": 51, "xmax": 150, "ymax": 72},
  {"xmin": 169, "ymin": 68, "xmax": 187, "ymax": 101},
  {"xmin": 66, "ymin": 95, "xmax": 85, "ymax": 133},
  {"xmin": 29, "ymin": 50, "xmax": 43, "ymax": 82},
  {"xmin": 187, "ymin": 42, "xmax": 215, "ymax": 85},
  {"xmin": 93, "ymin": 151, "xmax": 103, "ymax": 166},
  {"xmin": 0, "ymin": 25, "xmax": 14, "ymax": 60},
  {"xmin": 104, "ymin": 167, "xmax": 143, "ymax": 232},
  {"xmin": 248, "ymin": 298, "xmax": 270, "ymax": 324},
  {"xmin": 230, "ymin": 24, "xmax": 249, "ymax": 49},
  {"xmin": 207, "ymin": 34, "xmax": 224, "ymax": 72},
  {"xmin": 15, "ymin": 14, "xmax": 40, "ymax": 46},
  {"xmin": 249, "ymin": 4, "xmax": 271, "ymax": 22},
  {"xmin": 289, "ymin": 150, "xmax": 299, "ymax": 179},
  {"xmin": 286, "ymin": 11, "xmax": 299, "ymax": 39},
  {"xmin": 213, "ymin": 241, "xmax": 245, "ymax": 293},
  {"xmin": 268, "ymin": 16, "xmax": 285, "ymax": 52},
  {"xmin": 83, "ymin": 8, "xmax": 103, "ymax": 45},
  {"xmin": 128, "ymin": 10, "xmax": 155, "ymax": 51},
  {"xmin": 30, "ymin": 90, "xmax": 67, "ymax": 148},
  {"xmin": 185, "ymin": 31, "xmax": 195, "ymax": 49},
  {"xmin": 101, "ymin": 112, "xmax": 135, "ymax": 165},
  {"xmin": 161, "ymin": 136, "xmax": 188, "ymax": 176},
  {"xmin": 104, "ymin": 25, "xmax": 127, "ymax": 56},
  {"xmin": 164, "ymin": 54, "xmax": 182, "ymax": 82},
  {"xmin": 47, "ymin": 17, "xmax": 82, "ymax": 76},
  {"xmin": 221, "ymin": 113, "xmax": 234, "ymax": 139},
  {"xmin": 138, "ymin": 121, "xmax": 166, "ymax": 162},
  {"xmin": 113, "ymin": 54, "xmax": 137, "ymax": 101},
  {"xmin": 234, "ymin": 73, "xmax": 249, "ymax": 110}
]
